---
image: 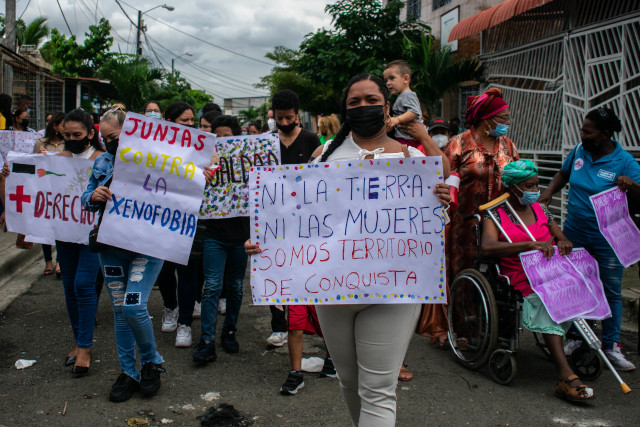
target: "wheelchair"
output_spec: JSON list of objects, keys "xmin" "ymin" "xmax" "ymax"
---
[{"xmin": 446, "ymin": 197, "xmax": 605, "ymax": 386}]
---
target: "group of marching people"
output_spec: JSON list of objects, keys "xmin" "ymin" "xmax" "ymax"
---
[{"xmin": 1, "ymin": 59, "xmax": 639, "ymax": 425}]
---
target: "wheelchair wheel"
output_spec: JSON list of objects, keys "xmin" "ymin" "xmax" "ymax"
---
[
  {"xmin": 489, "ymin": 349, "xmax": 517, "ymax": 385},
  {"xmin": 533, "ymin": 332, "xmax": 552, "ymax": 360},
  {"xmin": 448, "ymin": 269, "xmax": 498, "ymax": 370},
  {"xmin": 569, "ymin": 346, "xmax": 603, "ymax": 381}
]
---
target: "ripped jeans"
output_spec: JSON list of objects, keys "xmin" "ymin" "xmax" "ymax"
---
[{"xmin": 99, "ymin": 246, "xmax": 164, "ymax": 381}]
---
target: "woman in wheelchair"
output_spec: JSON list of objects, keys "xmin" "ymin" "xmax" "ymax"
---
[{"xmin": 480, "ymin": 160, "xmax": 595, "ymax": 402}]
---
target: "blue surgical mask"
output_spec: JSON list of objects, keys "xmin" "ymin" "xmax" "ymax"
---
[
  {"xmin": 515, "ymin": 184, "xmax": 539, "ymax": 206},
  {"xmin": 490, "ymin": 119, "xmax": 509, "ymax": 137},
  {"xmin": 146, "ymin": 111, "xmax": 162, "ymax": 119}
]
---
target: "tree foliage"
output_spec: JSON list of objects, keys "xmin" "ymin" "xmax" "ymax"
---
[
  {"xmin": 0, "ymin": 15, "xmax": 50, "ymax": 48},
  {"xmin": 40, "ymin": 18, "xmax": 113, "ymax": 77},
  {"xmin": 403, "ymin": 35, "xmax": 485, "ymax": 116},
  {"xmin": 98, "ymin": 56, "xmax": 163, "ymax": 112},
  {"xmin": 259, "ymin": 0, "xmax": 429, "ymax": 114}
]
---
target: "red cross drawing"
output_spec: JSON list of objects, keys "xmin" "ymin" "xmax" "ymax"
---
[{"xmin": 9, "ymin": 185, "xmax": 31, "ymax": 213}]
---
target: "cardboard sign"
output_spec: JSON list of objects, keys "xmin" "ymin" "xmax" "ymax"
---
[
  {"xmin": 5, "ymin": 152, "xmax": 96, "ymax": 244},
  {"xmin": 590, "ymin": 187, "xmax": 640, "ymax": 267},
  {"xmin": 520, "ymin": 247, "xmax": 599, "ymax": 323},
  {"xmin": 249, "ymin": 157, "xmax": 446, "ymax": 305},
  {"xmin": 0, "ymin": 130, "xmax": 38, "ymax": 158},
  {"xmin": 200, "ymin": 133, "xmax": 280, "ymax": 219},
  {"xmin": 97, "ymin": 113, "xmax": 217, "ymax": 264},
  {"xmin": 567, "ymin": 248, "xmax": 611, "ymax": 320}
]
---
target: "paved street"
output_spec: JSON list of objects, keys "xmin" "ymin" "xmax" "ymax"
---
[{"xmin": 0, "ymin": 248, "xmax": 639, "ymax": 426}]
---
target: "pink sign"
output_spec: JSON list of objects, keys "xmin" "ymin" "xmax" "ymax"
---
[
  {"xmin": 566, "ymin": 248, "xmax": 611, "ymax": 320},
  {"xmin": 519, "ymin": 247, "xmax": 599, "ymax": 323},
  {"xmin": 590, "ymin": 187, "xmax": 640, "ymax": 267}
]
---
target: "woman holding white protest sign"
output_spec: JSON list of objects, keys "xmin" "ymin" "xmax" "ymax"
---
[
  {"xmin": 247, "ymin": 73, "xmax": 450, "ymax": 426},
  {"xmin": 540, "ymin": 108, "xmax": 640, "ymax": 372},
  {"xmin": 51, "ymin": 109, "xmax": 104, "ymax": 378},
  {"xmin": 82, "ymin": 106, "xmax": 166, "ymax": 402},
  {"xmin": 480, "ymin": 160, "xmax": 595, "ymax": 403}
]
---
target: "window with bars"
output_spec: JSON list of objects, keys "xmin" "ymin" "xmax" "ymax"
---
[
  {"xmin": 407, "ymin": 0, "xmax": 421, "ymax": 19},
  {"xmin": 433, "ymin": 0, "xmax": 452, "ymax": 11}
]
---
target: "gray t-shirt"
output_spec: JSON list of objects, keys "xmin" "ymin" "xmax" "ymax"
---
[{"xmin": 391, "ymin": 90, "xmax": 423, "ymax": 140}]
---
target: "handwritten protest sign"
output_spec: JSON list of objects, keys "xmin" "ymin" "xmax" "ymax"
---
[
  {"xmin": 98, "ymin": 113, "xmax": 217, "ymax": 265},
  {"xmin": 0, "ymin": 131, "xmax": 38, "ymax": 158},
  {"xmin": 520, "ymin": 247, "xmax": 599, "ymax": 323},
  {"xmin": 590, "ymin": 187, "xmax": 640, "ymax": 267},
  {"xmin": 250, "ymin": 157, "xmax": 446, "ymax": 305},
  {"xmin": 5, "ymin": 152, "xmax": 96, "ymax": 244},
  {"xmin": 567, "ymin": 248, "xmax": 611, "ymax": 320},
  {"xmin": 200, "ymin": 133, "xmax": 280, "ymax": 219}
]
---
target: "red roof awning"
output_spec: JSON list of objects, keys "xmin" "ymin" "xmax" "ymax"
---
[{"xmin": 448, "ymin": 0, "xmax": 556, "ymax": 41}]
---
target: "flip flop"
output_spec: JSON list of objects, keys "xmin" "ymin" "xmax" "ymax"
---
[{"xmin": 44, "ymin": 269, "xmax": 53, "ymax": 275}]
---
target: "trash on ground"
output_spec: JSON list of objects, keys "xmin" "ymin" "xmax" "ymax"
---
[
  {"xmin": 126, "ymin": 418, "xmax": 150, "ymax": 426},
  {"xmin": 160, "ymin": 419, "xmax": 174, "ymax": 424},
  {"xmin": 198, "ymin": 403, "xmax": 253, "ymax": 426},
  {"xmin": 182, "ymin": 403, "xmax": 196, "ymax": 410},
  {"xmin": 301, "ymin": 357, "xmax": 324, "ymax": 372},
  {"xmin": 201, "ymin": 392, "xmax": 221, "ymax": 402},
  {"xmin": 15, "ymin": 359, "xmax": 36, "ymax": 369}
]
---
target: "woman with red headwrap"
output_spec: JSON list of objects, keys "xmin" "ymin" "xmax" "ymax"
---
[{"xmin": 417, "ymin": 88, "xmax": 519, "ymax": 346}]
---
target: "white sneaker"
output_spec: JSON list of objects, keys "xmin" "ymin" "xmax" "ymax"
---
[
  {"xmin": 563, "ymin": 338, "xmax": 583, "ymax": 356},
  {"xmin": 266, "ymin": 331, "xmax": 288, "ymax": 347},
  {"xmin": 219, "ymin": 298, "xmax": 227, "ymax": 315},
  {"xmin": 604, "ymin": 344, "xmax": 636, "ymax": 372},
  {"xmin": 193, "ymin": 301, "xmax": 201, "ymax": 319},
  {"xmin": 175, "ymin": 324, "xmax": 192, "ymax": 347},
  {"xmin": 161, "ymin": 307, "xmax": 179, "ymax": 332}
]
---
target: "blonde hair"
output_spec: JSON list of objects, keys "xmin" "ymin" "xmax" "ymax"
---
[
  {"xmin": 102, "ymin": 105, "xmax": 127, "ymax": 127},
  {"xmin": 319, "ymin": 114, "xmax": 340, "ymax": 137}
]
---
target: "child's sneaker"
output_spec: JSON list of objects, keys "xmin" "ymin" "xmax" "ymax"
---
[
  {"xmin": 280, "ymin": 371, "xmax": 304, "ymax": 395},
  {"xmin": 266, "ymin": 332, "xmax": 288, "ymax": 347},
  {"xmin": 604, "ymin": 344, "xmax": 636, "ymax": 372},
  {"xmin": 319, "ymin": 357, "xmax": 337, "ymax": 378}
]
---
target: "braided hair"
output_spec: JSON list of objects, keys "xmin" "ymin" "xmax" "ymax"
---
[
  {"xmin": 585, "ymin": 107, "xmax": 622, "ymax": 136},
  {"xmin": 319, "ymin": 73, "xmax": 390, "ymax": 162}
]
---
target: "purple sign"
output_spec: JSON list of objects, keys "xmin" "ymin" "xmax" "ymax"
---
[
  {"xmin": 566, "ymin": 248, "xmax": 611, "ymax": 320},
  {"xmin": 590, "ymin": 187, "xmax": 640, "ymax": 268},
  {"xmin": 520, "ymin": 247, "xmax": 598, "ymax": 323}
]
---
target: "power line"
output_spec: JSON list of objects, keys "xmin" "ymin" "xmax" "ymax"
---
[
  {"xmin": 118, "ymin": 0, "xmax": 274, "ymax": 66},
  {"xmin": 55, "ymin": 0, "xmax": 74, "ymax": 35}
]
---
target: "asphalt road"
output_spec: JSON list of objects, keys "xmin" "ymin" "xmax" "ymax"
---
[{"xmin": 0, "ymin": 261, "xmax": 639, "ymax": 426}]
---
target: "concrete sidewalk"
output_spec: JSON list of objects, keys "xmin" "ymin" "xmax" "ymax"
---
[{"xmin": 0, "ymin": 231, "xmax": 43, "ymax": 311}]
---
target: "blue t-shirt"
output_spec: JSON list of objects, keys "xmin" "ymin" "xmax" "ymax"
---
[{"xmin": 561, "ymin": 140, "xmax": 640, "ymax": 242}]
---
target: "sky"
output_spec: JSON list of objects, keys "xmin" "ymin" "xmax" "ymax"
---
[{"xmin": 6, "ymin": 0, "xmax": 339, "ymax": 101}]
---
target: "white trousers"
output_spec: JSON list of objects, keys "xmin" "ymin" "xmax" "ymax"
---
[{"xmin": 316, "ymin": 303, "xmax": 421, "ymax": 426}]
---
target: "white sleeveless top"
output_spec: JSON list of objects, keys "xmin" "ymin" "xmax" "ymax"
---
[{"xmin": 311, "ymin": 136, "xmax": 424, "ymax": 163}]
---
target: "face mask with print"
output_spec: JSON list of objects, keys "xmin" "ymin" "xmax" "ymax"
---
[
  {"xmin": 515, "ymin": 184, "xmax": 540, "ymax": 206},
  {"xmin": 267, "ymin": 118, "xmax": 276, "ymax": 132},
  {"xmin": 146, "ymin": 111, "xmax": 162, "ymax": 119},
  {"xmin": 431, "ymin": 134, "xmax": 448, "ymax": 147},
  {"xmin": 489, "ymin": 119, "xmax": 509, "ymax": 137}
]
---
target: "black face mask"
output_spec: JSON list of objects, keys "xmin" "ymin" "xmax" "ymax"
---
[
  {"xmin": 65, "ymin": 137, "xmax": 90, "ymax": 154},
  {"xmin": 277, "ymin": 121, "xmax": 298, "ymax": 134},
  {"xmin": 20, "ymin": 119, "xmax": 29, "ymax": 129},
  {"xmin": 105, "ymin": 138, "xmax": 119, "ymax": 155},
  {"xmin": 345, "ymin": 105, "xmax": 385, "ymax": 138}
]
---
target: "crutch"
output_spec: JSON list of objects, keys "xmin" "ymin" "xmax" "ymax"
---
[{"xmin": 479, "ymin": 194, "xmax": 632, "ymax": 394}]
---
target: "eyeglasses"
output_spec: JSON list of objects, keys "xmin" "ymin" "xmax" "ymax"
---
[{"xmin": 494, "ymin": 115, "xmax": 511, "ymax": 122}]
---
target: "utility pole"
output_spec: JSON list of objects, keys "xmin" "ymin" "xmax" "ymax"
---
[
  {"xmin": 171, "ymin": 58, "xmax": 175, "ymax": 75},
  {"xmin": 136, "ymin": 10, "xmax": 143, "ymax": 57},
  {"xmin": 4, "ymin": 0, "xmax": 16, "ymax": 52}
]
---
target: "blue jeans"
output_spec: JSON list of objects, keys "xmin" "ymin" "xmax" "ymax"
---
[
  {"xmin": 55, "ymin": 241, "xmax": 101, "ymax": 348},
  {"xmin": 564, "ymin": 229, "xmax": 623, "ymax": 350},
  {"xmin": 99, "ymin": 246, "xmax": 164, "ymax": 381},
  {"xmin": 200, "ymin": 238, "xmax": 247, "ymax": 341}
]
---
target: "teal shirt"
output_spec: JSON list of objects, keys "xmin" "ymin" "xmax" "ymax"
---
[{"xmin": 561, "ymin": 140, "xmax": 640, "ymax": 246}]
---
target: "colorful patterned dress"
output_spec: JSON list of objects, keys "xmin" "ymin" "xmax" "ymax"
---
[{"xmin": 418, "ymin": 128, "xmax": 519, "ymax": 340}]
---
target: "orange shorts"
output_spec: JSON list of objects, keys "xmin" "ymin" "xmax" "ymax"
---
[{"xmin": 287, "ymin": 305, "xmax": 323, "ymax": 336}]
